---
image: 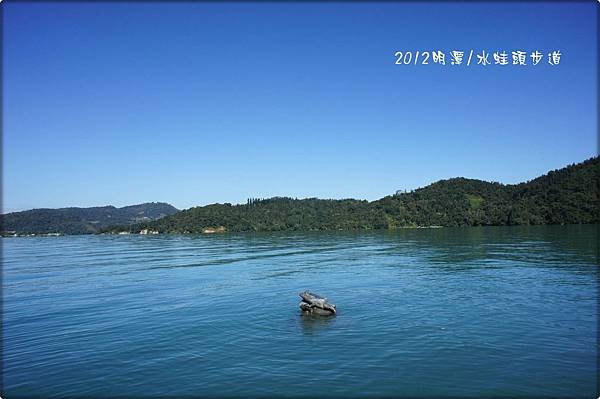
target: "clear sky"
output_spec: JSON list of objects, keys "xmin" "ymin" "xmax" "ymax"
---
[{"xmin": 3, "ymin": 2, "xmax": 597, "ymax": 212}]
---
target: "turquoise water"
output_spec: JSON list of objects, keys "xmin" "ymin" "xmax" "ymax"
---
[{"xmin": 2, "ymin": 225, "xmax": 598, "ymax": 398}]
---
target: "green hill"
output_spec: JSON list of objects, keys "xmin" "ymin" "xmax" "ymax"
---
[
  {"xmin": 1, "ymin": 202, "xmax": 178, "ymax": 235},
  {"xmin": 113, "ymin": 157, "xmax": 597, "ymax": 234},
  {"xmin": 375, "ymin": 156, "xmax": 597, "ymax": 227}
]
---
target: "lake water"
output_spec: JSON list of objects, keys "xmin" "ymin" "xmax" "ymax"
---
[{"xmin": 2, "ymin": 225, "xmax": 598, "ymax": 398}]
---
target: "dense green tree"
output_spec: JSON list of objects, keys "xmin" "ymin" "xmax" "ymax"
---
[
  {"xmin": 106, "ymin": 157, "xmax": 598, "ymax": 234},
  {"xmin": 4, "ymin": 157, "xmax": 597, "ymax": 235},
  {"xmin": 1, "ymin": 203, "xmax": 178, "ymax": 235}
]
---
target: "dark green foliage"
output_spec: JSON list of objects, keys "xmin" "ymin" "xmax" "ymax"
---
[
  {"xmin": 114, "ymin": 157, "xmax": 598, "ymax": 234},
  {"xmin": 129, "ymin": 198, "xmax": 386, "ymax": 233},
  {"xmin": 509, "ymin": 158, "xmax": 598, "ymax": 225},
  {"xmin": 1, "ymin": 202, "xmax": 178, "ymax": 235},
  {"xmin": 5, "ymin": 158, "xmax": 596, "ymax": 235}
]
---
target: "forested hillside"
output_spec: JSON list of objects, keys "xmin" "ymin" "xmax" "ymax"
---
[
  {"xmin": 114, "ymin": 157, "xmax": 597, "ymax": 234},
  {"xmin": 2, "ymin": 202, "xmax": 178, "ymax": 235}
]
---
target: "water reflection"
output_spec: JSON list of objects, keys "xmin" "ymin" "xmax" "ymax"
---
[
  {"xmin": 299, "ymin": 312, "xmax": 336, "ymax": 335},
  {"xmin": 2, "ymin": 226, "xmax": 597, "ymax": 398},
  {"xmin": 376, "ymin": 225, "xmax": 598, "ymax": 273}
]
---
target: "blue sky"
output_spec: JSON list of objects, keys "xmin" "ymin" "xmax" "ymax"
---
[{"xmin": 3, "ymin": 2, "xmax": 597, "ymax": 211}]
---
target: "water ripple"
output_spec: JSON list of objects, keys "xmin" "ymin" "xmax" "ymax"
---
[{"xmin": 2, "ymin": 225, "xmax": 597, "ymax": 398}]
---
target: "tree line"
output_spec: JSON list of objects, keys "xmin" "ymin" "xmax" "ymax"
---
[{"xmin": 107, "ymin": 156, "xmax": 598, "ymax": 234}]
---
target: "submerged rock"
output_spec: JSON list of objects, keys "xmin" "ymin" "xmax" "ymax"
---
[{"xmin": 299, "ymin": 291, "xmax": 336, "ymax": 316}]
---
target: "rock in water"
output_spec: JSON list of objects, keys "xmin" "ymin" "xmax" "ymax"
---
[{"xmin": 299, "ymin": 291, "xmax": 336, "ymax": 315}]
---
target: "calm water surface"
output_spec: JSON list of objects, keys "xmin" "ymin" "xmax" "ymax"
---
[{"xmin": 3, "ymin": 225, "xmax": 598, "ymax": 398}]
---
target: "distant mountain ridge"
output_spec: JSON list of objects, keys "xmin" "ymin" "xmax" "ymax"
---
[
  {"xmin": 374, "ymin": 156, "xmax": 598, "ymax": 227},
  {"xmin": 1, "ymin": 202, "xmax": 178, "ymax": 235},
  {"xmin": 108, "ymin": 156, "xmax": 598, "ymax": 234},
  {"xmin": 3, "ymin": 157, "xmax": 597, "ymax": 236}
]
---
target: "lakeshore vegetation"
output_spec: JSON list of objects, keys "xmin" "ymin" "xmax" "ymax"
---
[
  {"xmin": 114, "ymin": 156, "xmax": 598, "ymax": 234},
  {"xmin": 2, "ymin": 157, "xmax": 597, "ymax": 235},
  {"xmin": 1, "ymin": 203, "xmax": 178, "ymax": 235}
]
